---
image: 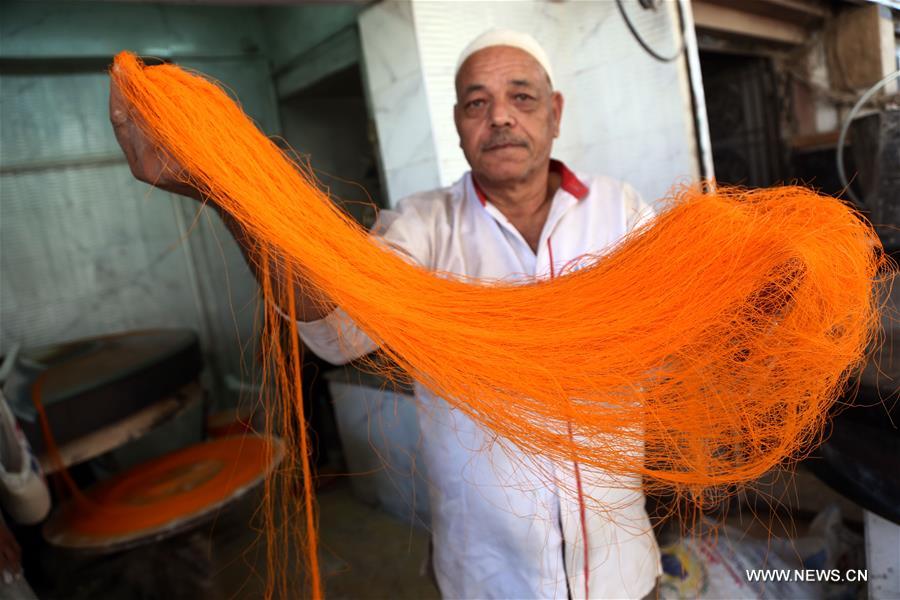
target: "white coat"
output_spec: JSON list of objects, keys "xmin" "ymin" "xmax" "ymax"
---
[{"xmin": 298, "ymin": 160, "xmax": 661, "ymax": 599}]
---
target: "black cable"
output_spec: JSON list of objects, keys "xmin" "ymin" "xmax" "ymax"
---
[{"xmin": 615, "ymin": 0, "xmax": 685, "ymax": 63}]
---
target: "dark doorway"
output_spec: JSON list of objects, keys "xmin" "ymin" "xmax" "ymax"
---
[
  {"xmin": 278, "ymin": 64, "xmax": 385, "ymax": 229},
  {"xmin": 700, "ymin": 52, "xmax": 786, "ymax": 187}
]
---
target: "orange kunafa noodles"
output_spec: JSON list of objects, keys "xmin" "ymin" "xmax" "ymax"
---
[{"xmin": 110, "ymin": 51, "xmax": 889, "ymax": 597}]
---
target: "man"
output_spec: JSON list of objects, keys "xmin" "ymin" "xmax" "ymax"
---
[{"xmin": 111, "ymin": 28, "xmax": 660, "ymax": 599}]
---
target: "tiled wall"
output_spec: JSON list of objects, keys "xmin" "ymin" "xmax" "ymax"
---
[
  {"xmin": 0, "ymin": 3, "xmax": 278, "ymax": 394},
  {"xmin": 359, "ymin": 1, "xmax": 442, "ymax": 207}
]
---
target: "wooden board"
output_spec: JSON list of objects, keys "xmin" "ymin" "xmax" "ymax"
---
[{"xmin": 39, "ymin": 381, "xmax": 202, "ymax": 474}]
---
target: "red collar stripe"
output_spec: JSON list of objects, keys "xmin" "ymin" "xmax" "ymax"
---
[
  {"xmin": 472, "ymin": 177, "xmax": 489, "ymax": 206},
  {"xmin": 550, "ymin": 159, "xmax": 589, "ymax": 200},
  {"xmin": 472, "ymin": 159, "xmax": 589, "ymax": 207}
]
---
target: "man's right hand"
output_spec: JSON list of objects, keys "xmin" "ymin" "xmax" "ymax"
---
[
  {"xmin": 109, "ymin": 68, "xmax": 201, "ymax": 201},
  {"xmin": 107, "ymin": 67, "xmax": 337, "ymax": 322}
]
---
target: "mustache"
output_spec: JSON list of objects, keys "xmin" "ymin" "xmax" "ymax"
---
[{"xmin": 481, "ymin": 132, "xmax": 529, "ymax": 151}]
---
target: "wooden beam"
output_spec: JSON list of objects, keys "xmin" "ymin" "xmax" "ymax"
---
[
  {"xmin": 700, "ymin": 0, "xmax": 828, "ymax": 25},
  {"xmin": 692, "ymin": 0, "xmax": 810, "ymax": 45},
  {"xmin": 790, "ymin": 130, "xmax": 843, "ymax": 150}
]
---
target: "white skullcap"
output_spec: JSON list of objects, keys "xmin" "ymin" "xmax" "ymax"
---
[{"xmin": 455, "ymin": 28, "xmax": 555, "ymax": 87}]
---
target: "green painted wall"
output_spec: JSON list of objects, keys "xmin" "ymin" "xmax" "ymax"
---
[
  {"xmin": 260, "ymin": 3, "xmax": 364, "ymax": 74},
  {"xmin": 1, "ymin": 2, "xmax": 268, "ymax": 60},
  {"xmin": 0, "ymin": 2, "xmax": 279, "ymax": 403},
  {"xmin": 0, "ymin": 2, "xmax": 372, "ymax": 394}
]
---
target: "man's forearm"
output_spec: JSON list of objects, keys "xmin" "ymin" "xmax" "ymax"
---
[
  {"xmin": 207, "ymin": 201, "xmax": 336, "ymax": 322},
  {"xmin": 110, "ymin": 77, "xmax": 334, "ymax": 323}
]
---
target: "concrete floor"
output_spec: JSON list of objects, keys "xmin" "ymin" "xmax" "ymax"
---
[
  {"xmin": 211, "ymin": 480, "xmax": 438, "ymax": 599},
  {"xmin": 317, "ymin": 481, "xmax": 437, "ymax": 599}
]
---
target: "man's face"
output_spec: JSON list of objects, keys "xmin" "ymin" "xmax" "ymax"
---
[{"xmin": 454, "ymin": 46, "xmax": 563, "ymax": 186}]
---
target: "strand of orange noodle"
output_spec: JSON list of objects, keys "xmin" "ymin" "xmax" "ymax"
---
[
  {"xmin": 110, "ymin": 52, "xmax": 891, "ymax": 595},
  {"xmin": 31, "ymin": 373, "xmax": 92, "ymax": 506},
  {"xmin": 263, "ymin": 254, "xmax": 322, "ymax": 599}
]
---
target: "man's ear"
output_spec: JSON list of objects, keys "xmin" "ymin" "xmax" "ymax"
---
[
  {"xmin": 453, "ymin": 103, "xmax": 463, "ymax": 146},
  {"xmin": 551, "ymin": 92, "xmax": 564, "ymax": 138}
]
